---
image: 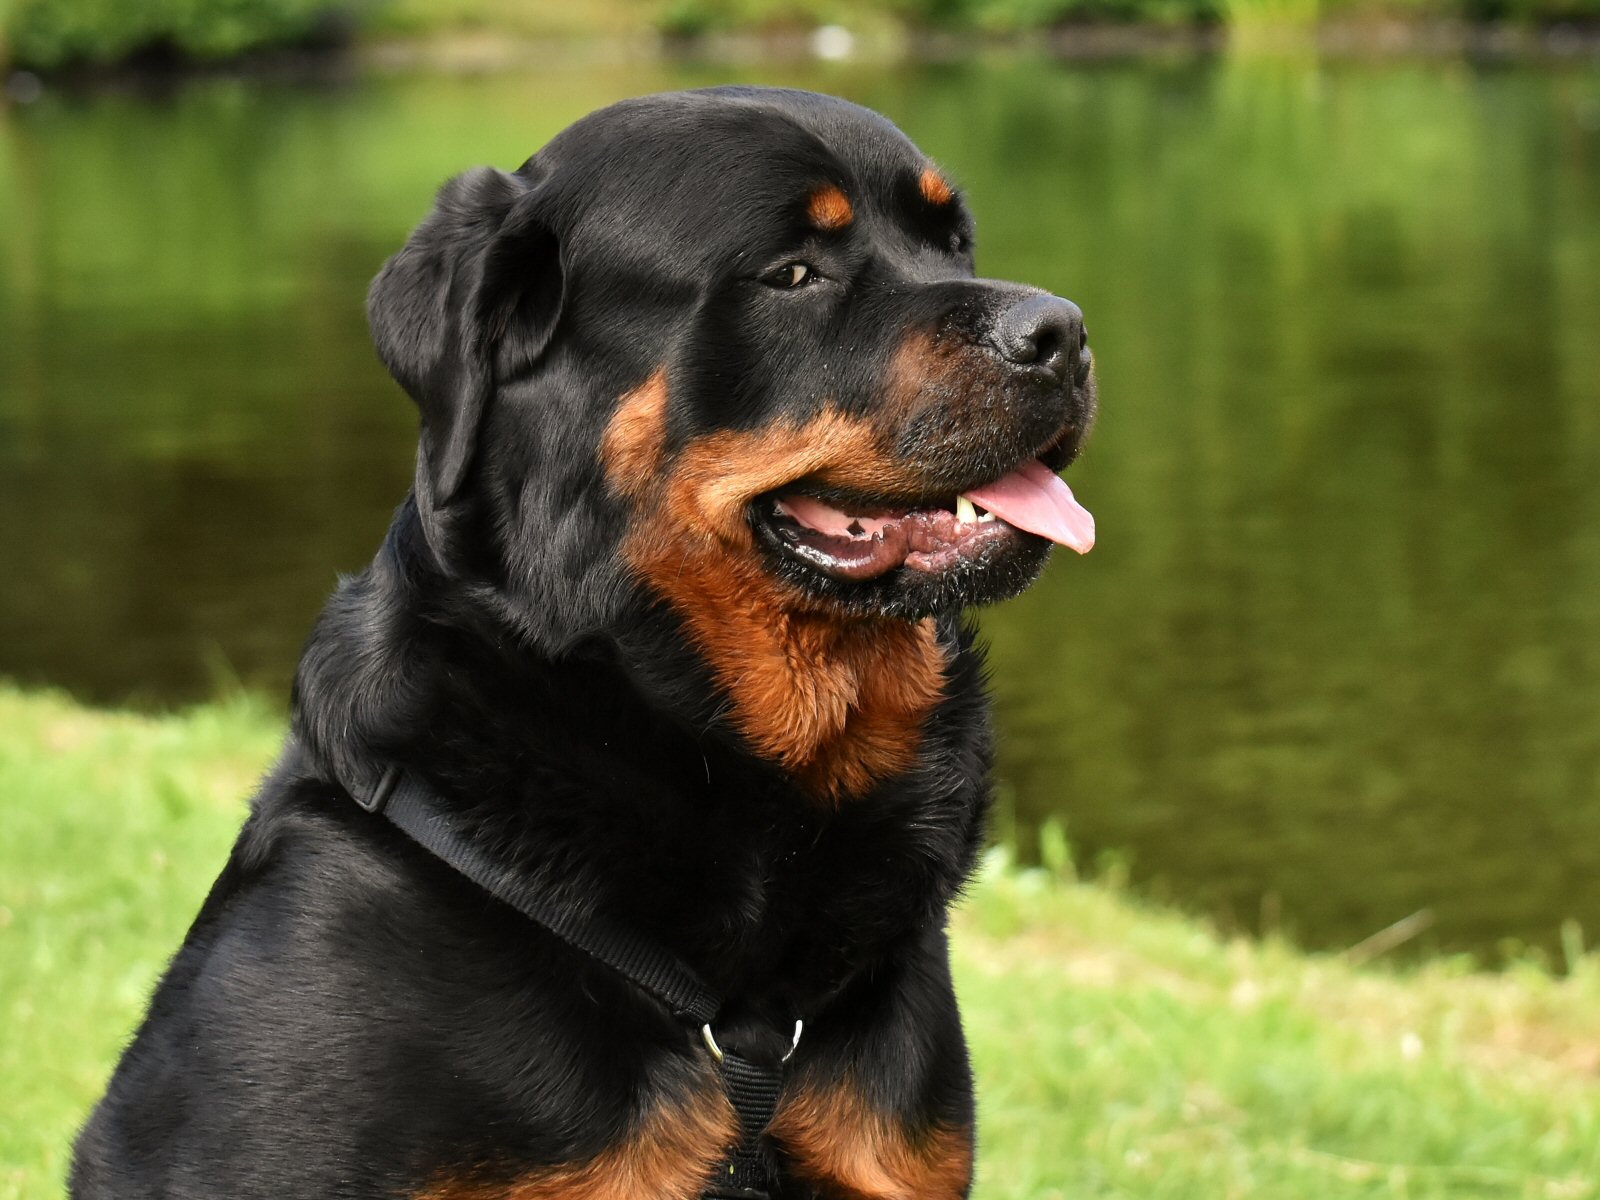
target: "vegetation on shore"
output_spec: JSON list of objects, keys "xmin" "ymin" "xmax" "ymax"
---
[
  {"xmin": 2, "ymin": 0, "xmax": 1598, "ymax": 72},
  {"xmin": 1, "ymin": 0, "xmax": 367, "ymax": 71},
  {"xmin": 2, "ymin": 683, "xmax": 1597, "ymax": 1198}
]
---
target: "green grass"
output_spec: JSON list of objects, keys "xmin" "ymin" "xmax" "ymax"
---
[{"xmin": 2, "ymin": 685, "xmax": 1597, "ymax": 1199}]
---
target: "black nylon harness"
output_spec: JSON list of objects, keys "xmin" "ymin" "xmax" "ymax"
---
[{"xmin": 345, "ymin": 761, "xmax": 796, "ymax": 1200}]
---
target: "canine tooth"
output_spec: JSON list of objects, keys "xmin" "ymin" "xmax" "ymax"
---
[{"xmin": 956, "ymin": 495, "xmax": 978, "ymax": 524}]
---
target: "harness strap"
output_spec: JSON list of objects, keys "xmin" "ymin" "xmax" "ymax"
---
[
  {"xmin": 707, "ymin": 1050, "xmax": 786, "ymax": 1199},
  {"xmin": 336, "ymin": 756, "xmax": 791, "ymax": 1200},
  {"xmin": 358, "ymin": 763, "xmax": 720, "ymax": 1025}
]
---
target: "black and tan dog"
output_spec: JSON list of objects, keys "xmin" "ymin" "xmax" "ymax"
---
[{"xmin": 72, "ymin": 87, "xmax": 1096, "ymax": 1200}]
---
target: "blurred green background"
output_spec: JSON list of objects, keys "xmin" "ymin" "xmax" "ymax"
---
[
  {"xmin": 5, "ymin": 48, "xmax": 1600, "ymax": 960},
  {"xmin": 3, "ymin": 0, "xmax": 1600, "ymax": 69}
]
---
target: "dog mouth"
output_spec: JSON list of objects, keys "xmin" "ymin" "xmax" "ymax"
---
[{"xmin": 758, "ymin": 456, "xmax": 1094, "ymax": 584}]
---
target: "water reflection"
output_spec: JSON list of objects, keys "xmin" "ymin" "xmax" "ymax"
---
[{"xmin": 2, "ymin": 55, "xmax": 1598, "ymax": 957}]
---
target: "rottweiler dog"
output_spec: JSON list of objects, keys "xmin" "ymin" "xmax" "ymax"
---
[{"xmin": 72, "ymin": 86, "xmax": 1096, "ymax": 1200}]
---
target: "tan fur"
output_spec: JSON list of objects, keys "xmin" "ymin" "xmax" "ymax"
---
[
  {"xmin": 601, "ymin": 371, "xmax": 948, "ymax": 800},
  {"xmin": 599, "ymin": 369, "xmax": 671, "ymax": 499},
  {"xmin": 918, "ymin": 167, "xmax": 953, "ymax": 207},
  {"xmin": 415, "ymin": 1086, "xmax": 736, "ymax": 1200},
  {"xmin": 771, "ymin": 1082, "xmax": 973, "ymax": 1200},
  {"xmin": 807, "ymin": 184, "xmax": 855, "ymax": 231}
]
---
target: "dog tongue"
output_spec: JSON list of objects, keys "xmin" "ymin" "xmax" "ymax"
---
[{"xmin": 965, "ymin": 460, "xmax": 1095, "ymax": 554}]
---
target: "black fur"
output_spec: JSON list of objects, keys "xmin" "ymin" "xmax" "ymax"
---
[{"xmin": 72, "ymin": 87, "xmax": 1095, "ymax": 1200}]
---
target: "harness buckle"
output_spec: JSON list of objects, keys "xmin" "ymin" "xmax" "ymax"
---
[{"xmin": 355, "ymin": 764, "xmax": 402, "ymax": 815}]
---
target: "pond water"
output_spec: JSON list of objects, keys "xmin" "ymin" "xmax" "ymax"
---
[{"xmin": 4, "ymin": 52, "xmax": 1600, "ymax": 959}]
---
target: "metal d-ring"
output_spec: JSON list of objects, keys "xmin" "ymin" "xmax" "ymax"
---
[
  {"xmin": 700, "ymin": 1023, "xmax": 725, "ymax": 1062},
  {"xmin": 783, "ymin": 1019, "xmax": 803, "ymax": 1062},
  {"xmin": 700, "ymin": 1019, "xmax": 804, "ymax": 1065}
]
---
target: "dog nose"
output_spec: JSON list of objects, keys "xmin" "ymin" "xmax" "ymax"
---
[{"xmin": 994, "ymin": 294, "xmax": 1086, "ymax": 383}]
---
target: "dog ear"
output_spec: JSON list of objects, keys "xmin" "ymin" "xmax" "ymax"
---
[{"xmin": 367, "ymin": 165, "xmax": 564, "ymax": 523}]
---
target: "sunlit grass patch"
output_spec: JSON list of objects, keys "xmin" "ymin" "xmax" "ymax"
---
[
  {"xmin": 2, "ymin": 686, "xmax": 1598, "ymax": 1200},
  {"xmin": 0, "ymin": 686, "xmax": 280, "ymax": 1200},
  {"xmin": 957, "ymin": 852, "xmax": 1600, "ymax": 1197}
]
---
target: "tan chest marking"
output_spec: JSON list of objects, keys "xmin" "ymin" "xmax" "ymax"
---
[
  {"xmin": 771, "ymin": 1083, "xmax": 973, "ymax": 1200},
  {"xmin": 414, "ymin": 1086, "xmax": 736, "ymax": 1200}
]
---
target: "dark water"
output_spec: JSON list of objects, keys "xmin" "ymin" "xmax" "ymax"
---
[{"xmin": 4, "ymin": 54, "xmax": 1600, "ymax": 959}]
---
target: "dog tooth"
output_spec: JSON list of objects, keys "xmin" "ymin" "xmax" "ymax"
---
[{"xmin": 956, "ymin": 495, "xmax": 978, "ymax": 524}]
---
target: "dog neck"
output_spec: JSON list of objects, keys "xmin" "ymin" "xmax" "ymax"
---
[{"xmin": 289, "ymin": 500, "xmax": 994, "ymax": 1004}]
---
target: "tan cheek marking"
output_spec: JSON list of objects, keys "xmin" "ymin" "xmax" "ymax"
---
[
  {"xmin": 771, "ymin": 1083, "xmax": 973, "ymax": 1200},
  {"xmin": 600, "ymin": 384, "xmax": 948, "ymax": 800},
  {"xmin": 600, "ymin": 368, "xmax": 671, "ymax": 501},
  {"xmin": 807, "ymin": 184, "xmax": 855, "ymax": 231},
  {"xmin": 919, "ymin": 167, "xmax": 954, "ymax": 207},
  {"xmin": 665, "ymin": 411, "xmax": 931, "ymax": 543},
  {"xmin": 414, "ymin": 1087, "xmax": 737, "ymax": 1200}
]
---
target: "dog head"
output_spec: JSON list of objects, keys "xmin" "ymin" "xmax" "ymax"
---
[{"xmin": 367, "ymin": 87, "xmax": 1097, "ymax": 795}]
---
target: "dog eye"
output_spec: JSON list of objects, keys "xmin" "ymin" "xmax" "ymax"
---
[{"xmin": 765, "ymin": 262, "xmax": 816, "ymax": 289}]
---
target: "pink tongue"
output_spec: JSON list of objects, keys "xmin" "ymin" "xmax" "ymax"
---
[{"xmin": 965, "ymin": 459, "xmax": 1095, "ymax": 554}]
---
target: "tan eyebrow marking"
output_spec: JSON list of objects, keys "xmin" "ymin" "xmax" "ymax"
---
[
  {"xmin": 806, "ymin": 184, "xmax": 854, "ymax": 231},
  {"xmin": 918, "ymin": 167, "xmax": 953, "ymax": 207}
]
